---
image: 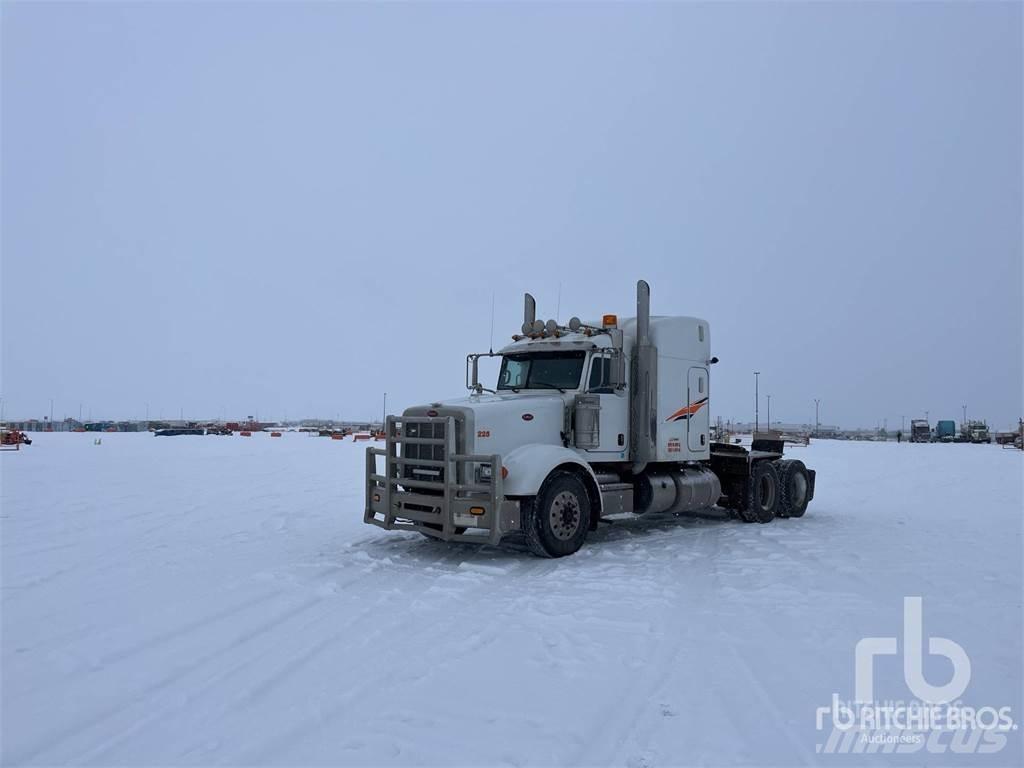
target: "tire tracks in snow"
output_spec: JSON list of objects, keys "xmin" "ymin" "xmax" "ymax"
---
[
  {"xmin": 572, "ymin": 518, "xmax": 821, "ymax": 767},
  {"xmin": 237, "ymin": 551, "xmax": 564, "ymax": 764},
  {"xmin": 10, "ymin": 553, "xmax": 401, "ymax": 765}
]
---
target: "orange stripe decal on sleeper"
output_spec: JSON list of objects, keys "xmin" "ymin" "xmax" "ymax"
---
[{"xmin": 665, "ymin": 398, "xmax": 708, "ymax": 422}]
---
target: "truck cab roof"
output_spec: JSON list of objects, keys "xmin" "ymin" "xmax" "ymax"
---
[{"xmin": 499, "ymin": 315, "xmax": 709, "ymax": 361}]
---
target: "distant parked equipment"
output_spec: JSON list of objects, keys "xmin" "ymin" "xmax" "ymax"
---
[
  {"xmin": 155, "ymin": 428, "xmax": 205, "ymax": 437},
  {"xmin": 961, "ymin": 420, "xmax": 990, "ymax": 444},
  {"xmin": 227, "ymin": 420, "xmax": 264, "ymax": 433},
  {"xmin": 935, "ymin": 420, "xmax": 957, "ymax": 442},
  {"xmin": 0, "ymin": 430, "xmax": 31, "ymax": 449},
  {"xmin": 995, "ymin": 430, "xmax": 1019, "ymax": 446},
  {"xmin": 910, "ymin": 419, "xmax": 931, "ymax": 443}
]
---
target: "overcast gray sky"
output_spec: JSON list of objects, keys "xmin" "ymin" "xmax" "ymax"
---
[{"xmin": 2, "ymin": 1, "xmax": 1021, "ymax": 429}]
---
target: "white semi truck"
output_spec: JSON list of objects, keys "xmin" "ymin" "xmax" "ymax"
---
[{"xmin": 365, "ymin": 280, "xmax": 816, "ymax": 557}]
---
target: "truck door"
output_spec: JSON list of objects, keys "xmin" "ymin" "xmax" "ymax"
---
[
  {"xmin": 687, "ymin": 366, "xmax": 709, "ymax": 452},
  {"xmin": 582, "ymin": 353, "xmax": 629, "ymax": 458}
]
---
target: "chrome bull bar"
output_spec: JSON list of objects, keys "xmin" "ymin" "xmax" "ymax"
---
[{"xmin": 364, "ymin": 415, "xmax": 511, "ymax": 545}]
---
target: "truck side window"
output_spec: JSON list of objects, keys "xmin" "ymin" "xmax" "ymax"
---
[
  {"xmin": 588, "ymin": 357, "xmax": 613, "ymax": 393},
  {"xmin": 698, "ymin": 376, "xmax": 704, "ymax": 394},
  {"xmin": 698, "ymin": 325, "xmax": 704, "ymax": 342}
]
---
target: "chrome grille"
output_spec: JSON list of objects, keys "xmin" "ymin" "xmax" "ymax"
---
[{"xmin": 402, "ymin": 420, "xmax": 446, "ymax": 488}]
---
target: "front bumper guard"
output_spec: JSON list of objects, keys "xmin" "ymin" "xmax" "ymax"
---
[{"xmin": 364, "ymin": 415, "xmax": 516, "ymax": 545}]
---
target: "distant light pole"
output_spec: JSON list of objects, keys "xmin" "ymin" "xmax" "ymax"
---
[
  {"xmin": 925, "ymin": 410, "xmax": 929, "ymax": 423},
  {"xmin": 814, "ymin": 398, "xmax": 820, "ymax": 437},
  {"xmin": 382, "ymin": 392, "xmax": 387, "ymax": 432},
  {"xmin": 766, "ymin": 395, "xmax": 771, "ymax": 432},
  {"xmin": 962, "ymin": 404, "xmax": 967, "ymax": 426},
  {"xmin": 754, "ymin": 372, "xmax": 760, "ymax": 433},
  {"xmin": 901, "ymin": 415, "xmax": 905, "ymax": 434},
  {"xmin": 50, "ymin": 398, "xmax": 54, "ymax": 423}
]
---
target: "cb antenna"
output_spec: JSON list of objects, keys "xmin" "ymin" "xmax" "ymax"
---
[{"xmin": 489, "ymin": 292, "xmax": 495, "ymax": 354}]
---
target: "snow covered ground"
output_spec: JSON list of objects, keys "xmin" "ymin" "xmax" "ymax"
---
[{"xmin": 2, "ymin": 432, "xmax": 1021, "ymax": 766}]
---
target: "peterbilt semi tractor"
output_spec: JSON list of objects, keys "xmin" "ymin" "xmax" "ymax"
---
[{"xmin": 365, "ymin": 280, "xmax": 816, "ymax": 557}]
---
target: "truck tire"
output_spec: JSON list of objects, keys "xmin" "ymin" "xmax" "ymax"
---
[
  {"xmin": 776, "ymin": 459, "xmax": 810, "ymax": 518},
  {"xmin": 737, "ymin": 460, "xmax": 779, "ymax": 523},
  {"xmin": 523, "ymin": 470, "xmax": 591, "ymax": 557},
  {"xmin": 772, "ymin": 460, "xmax": 793, "ymax": 518}
]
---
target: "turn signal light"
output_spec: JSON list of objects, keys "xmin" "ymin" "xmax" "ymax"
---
[
  {"xmin": 501, "ymin": 466, "xmax": 508, "ymax": 479},
  {"xmin": 602, "ymin": 314, "xmax": 617, "ymax": 327},
  {"xmin": 469, "ymin": 506, "xmax": 485, "ymax": 516}
]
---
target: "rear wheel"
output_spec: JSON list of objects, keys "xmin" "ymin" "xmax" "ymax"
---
[
  {"xmin": 737, "ymin": 460, "xmax": 779, "ymax": 523},
  {"xmin": 776, "ymin": 459, "xmax": 810, "ymax": 518},
  {"xmin": 523, "ymin": 470, "xmax": 591, "ymax": 557}
]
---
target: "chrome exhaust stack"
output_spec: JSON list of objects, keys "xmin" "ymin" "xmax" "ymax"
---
[
  {"xmin": 636, "ymin": 280, "xmax": 651, "ymax": 345},
  {"xmin": 631, "ymin": 280, "xmax": 658, "ymax": 473}
]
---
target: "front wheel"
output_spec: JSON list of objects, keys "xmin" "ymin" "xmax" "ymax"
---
[{"xmin": 523, "ymin": 470, "xmax": 591, "ymax": 557}]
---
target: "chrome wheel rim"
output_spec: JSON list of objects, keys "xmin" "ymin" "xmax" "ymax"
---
[{"xmin": 549, "ymin": 491, "xmax": 581, "ymax": 540}]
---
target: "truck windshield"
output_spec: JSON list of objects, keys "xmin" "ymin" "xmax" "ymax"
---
[{"xmin": 498, "ymin": 351, "xmax": 586, "ymax": 391}]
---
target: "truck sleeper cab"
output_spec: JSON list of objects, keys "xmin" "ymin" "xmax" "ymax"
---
[{"xmin": 365, "ymin": 280, "xmax": 816, "ymax": 557}]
